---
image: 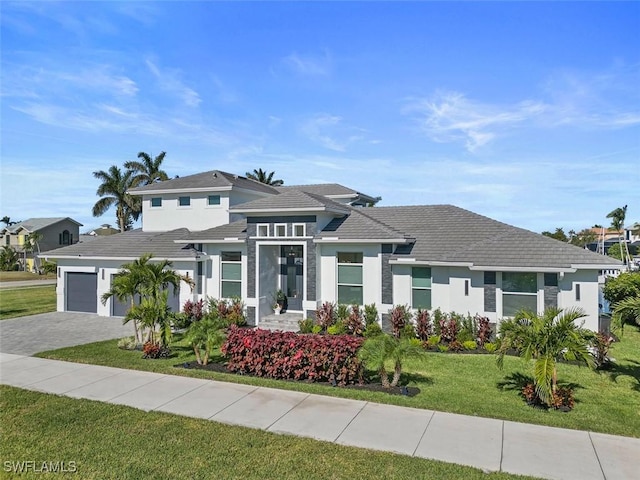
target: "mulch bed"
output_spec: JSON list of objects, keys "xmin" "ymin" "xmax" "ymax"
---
[{"xmin": 175, "ymin": 361, "xmax": 421, "ymax": 397}]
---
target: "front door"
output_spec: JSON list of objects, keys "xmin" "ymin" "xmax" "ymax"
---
[{"xmin": 281, "ymin": 245, "xmax": 303, "ymax": 311}]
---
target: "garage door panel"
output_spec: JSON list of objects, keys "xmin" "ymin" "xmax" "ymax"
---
[{"xmin": 66, "ymin": 272, "xmax": 98, "ymax": 313}]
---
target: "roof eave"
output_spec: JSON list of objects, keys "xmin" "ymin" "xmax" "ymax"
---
[
  {"xmin": 315, "ymin": 238, "xmax": 411, "ymax": 244},
  {"xmin": 129, "ymin": 186, "xmax": 233, "ymax": 196},
  {"xmin": 230, "ymin": 207, "xmax": 349, "ymax": 215}
]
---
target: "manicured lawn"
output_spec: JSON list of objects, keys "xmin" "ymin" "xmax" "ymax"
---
[
  {"xmin": 0, "ymin": 386, "xmax": 535, "ymax": 480},
  {"xmin": 0, "ymin": 271, "xmax": 56, "ymax": 282},
  {"xmin": 37, "ymin": 327, "xmax": 640, "ymax": 438},
  {"xmin": 0, "ymin": 285, "xmax": 56, "ymax": 320}
]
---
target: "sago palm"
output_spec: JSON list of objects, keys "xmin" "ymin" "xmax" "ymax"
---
[{"xmin": 496, "ymin": 307, "xmax": 595, "ymax": 406}]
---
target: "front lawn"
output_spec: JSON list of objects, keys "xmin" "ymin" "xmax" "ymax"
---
[
  {"xmin": 0, "ymin": 285, "xmax": 56, "ymax": 320},
  {"xmin": 0, "ymin": 386, "xmax": 534, "ymax": 480},
  {"xmin": 0, "ymin": 271, "xmax": 56, "ymax": 282},
  {"xmin": 37, "ymin": 328, "xmax": 640, "ymax": 438}
]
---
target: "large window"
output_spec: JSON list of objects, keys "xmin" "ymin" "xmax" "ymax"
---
[
  {"xmin": 412, "ymin": 267, "xmax": 432, "ymax": 309},
  {"xmin": 502, "ymin": 272, "xmax": 537, "ymax": 316},
  {"xmin": 337, "ymin": 252, "xmax": 363, "ymax": 305},
  {"xmin": 221, "ymin": 252, "xmax": 241, "ymax": 298}
]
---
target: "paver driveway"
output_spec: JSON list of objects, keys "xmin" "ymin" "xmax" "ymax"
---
[{"xmin": 0, "ymin": 312, "xmax": 131, "ymax": 355}]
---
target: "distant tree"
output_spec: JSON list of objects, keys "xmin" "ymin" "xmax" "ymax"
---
[
  {"xmin": 92, "ymin": 166, "xmax": 137, "ymax": 233},
  {"xmin": 603, "ymin": 272, "xmax": 640, "ymax": 329},
  {"xmin": 245, "ymin": 168, "xmax": 283, "ymax": 186},
  {"xmin": 607, "ymin": 205, "xmax": 631, "ymax": 265},
  {"xmin": 607, "ymin": 243, "xmax": 638, "ymax": 261},
  {"xmin": 1, "ymin": 217, "xmax": 19, "ymax": 227},
  {"xmin": 569, "ymin": 228, "xmax": 597, "ymax": 248},
  {"xmin": 541, "ymin": 228, "xmax": 568, "ymax": 242},
  {"xmin": 124, "ymin": 151, "xmax": 169, "ymax": 187},
  {"xmin": 22, "ymin": 231, "xmax": 43, "ymax": 272},
  {"xmin": 0, "ymin": 245, "xmax": 20, "ymax": 271}
]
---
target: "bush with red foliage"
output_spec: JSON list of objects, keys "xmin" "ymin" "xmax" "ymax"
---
[
  {"xmin": 142, "ymin": 341, "xmax": 170, "ymax": 359},
  {"xmin": 389, "ymin": 305, "xmax": 411, "ymax": 338},
  {"xmin": 182, "ymin": 299, "xmax": 204, "ymax": 322},
  {"xmin": 475, "ymin": 315, "xmax": 492, "ymax": 347},
  {"xmin": 522, "ymin": 383, "xmax": 575, "ymax": 411},
  {"xmin": 316, "ymin": 302, "xmax": 337, "ymax": 332},
  {"xmin": 221, "ymin": 326, "xmax": 364, "ymax": 385},
  {"xmin": 439, "ymin": 316, "xmax": 459, "ymax": 343},
  {"xmin": 415, "ymin": 309, "xmax": 433, "ymax": 341},
  {"xmin": 346, "ymin": 305, "xmax": 364, "ymax": 336}
]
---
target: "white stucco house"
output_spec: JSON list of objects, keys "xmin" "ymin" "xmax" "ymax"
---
[{"xmin": 44, "ymin": 170, "xmax": 621, "ymax": 331}]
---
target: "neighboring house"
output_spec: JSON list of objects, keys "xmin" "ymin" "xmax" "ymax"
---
[
  {"xmin": 1, "ymin": 217, "xmax": 82, "ymax": 271},
  {"xmin": 43, "ymin": 170, "xmax": 621, "ymax": 331},
  {"xmin": 87, "ymin": 224, "xmax": 120, "ymax": 236}
]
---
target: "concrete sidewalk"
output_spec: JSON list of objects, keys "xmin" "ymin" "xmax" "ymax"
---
[{"xmin": 1, "ymin": 353, "xmax": 638, "ymax": 480}]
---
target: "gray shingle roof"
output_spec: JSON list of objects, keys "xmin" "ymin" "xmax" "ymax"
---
[
  {"xmin": 318, "ymin": 208, "xmax": 413, "ymax": 241},
  {"xmin": 43, "ymin": 229, "xmax": 199, "ymax": 260},
  {"xmin": 5, "ymin": 217, "xmax": 82, "ymax": 233},
  {"xmin": 230, "ymin": 189, "xmax": 351, "ymax": 214},
  {"xmin": 276, "ymin": 183, "xmax": 376, "ymax": 199},
  {"xmin": 177, "ymin": 220, "xmax": 247, "ymax": 242},
  {"xmin": 129, "ymin": 170, "xmax": 279, "ymax": 195},
  {"xmin": 356, "ymin": 205, "xmax": 620, "ymax": 268}
]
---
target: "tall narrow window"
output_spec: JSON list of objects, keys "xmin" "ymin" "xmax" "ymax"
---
[
  {"xmin": 275, "ymin": 224, "xmax": 287, "ymax": 237},
  {"xmin": 293, "ymin": 224, "xmax": 306, "ymax": 237},
  {"xmin": 412, "ymin": 267, "xmax": 432, "ymax": 309},
  {"xmin": 337, "ymin": 252, "xmax": 363, "ymax": 305},
  {"xmin": 502, "ymin": 272, "xmax": 537, "ymax": 316},
  {"xmin": 575, "ymin": 284, "xmax": 581, "ymax": 301},
  {"xmin": 60, "ymin": 230, "xmax": 71, "ymax": 245},
  {"xmin": 221, "ymin": 252, "xmax": 241, "ymax": 298},
  {"xmin": 464, "ymin": 279, "xmax": 469, "ymax": 296},
  {"xmin": 257, "ymin": 224, "xmax": 269, "ymax": 237}
]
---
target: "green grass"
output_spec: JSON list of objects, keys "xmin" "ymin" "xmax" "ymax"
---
[
  {"xmin": 0, "ymin": 386, "xmax": 535, "ymax": 480},
  {"xmin": 0, "ymin": 271, "xmax": 56, "ymax": 282},
  {"xmin": 37, "ymin": 327, "xmax": 640, "ymax": 438},
  {"xmin": 0, "ymin": 285, "xmax": 56, "ymax": 320}
]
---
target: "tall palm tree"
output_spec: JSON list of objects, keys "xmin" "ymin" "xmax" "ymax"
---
[
  {"xmin": 496, "ymin": 307, "xmax": 595, "ymax": 406},
  {"xmin": 92, "ymin": 165, "xmax": 137, "ymax": 233},
  {"xmin": 245, "ymin": 168, "xmax": 283, "ymax": 186},
  {"xmin": 607, "ymin": 205, "xmax": 631, "ymax": 266},
  {"xmin": 124, "ymin": 151, "xmax": 169, "ymax": 187}
]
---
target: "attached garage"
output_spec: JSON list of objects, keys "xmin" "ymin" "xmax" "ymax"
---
[{"xmin": 66, "ymin": 272, "xmax": 98, "ymax": 313}]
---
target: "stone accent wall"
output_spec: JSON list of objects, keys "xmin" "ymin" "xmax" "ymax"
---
[
  {"xmin": 246, "ymin": 222, "xmax": 257, "ymax": 299},
  {"xmin": 381, "ymin": 313, "xmax": 392, "ymax": 334},
  {"xmin": 245, "ymin": 306, "xmax": 256, "ymax": 326},
  {"xmin": 381, "ymin": 244, "xmax": 393, "ymax": 305},
  {"xmin": 484, "ymin": 285, "xmax": 496, "ymax": 313},
  {"xmin": 544, "ymin": 286, "xmax": 559, "ymax": 310}
]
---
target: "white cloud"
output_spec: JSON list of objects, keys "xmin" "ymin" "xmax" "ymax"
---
[
  {"xmin": 300, "ymin": 114, "xmax": 367, "ymax": 152},
  {"xmin": 145, "ymin": 59, "xmax": 201, "ymax": 107},
  {"xmin": 405, "ymin": 91, "xmax": 547, "ymax": 152},
  {"xmin": 282, "ymin": 51, "xmax": 331, "ymax": 76}
]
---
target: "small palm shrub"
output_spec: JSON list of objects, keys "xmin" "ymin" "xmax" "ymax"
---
[
  {"xmin": 463, "ymin": 340, "xmax": 477, "ymax": 351},
  {"xmin": 364, "ymin": 303, "xmax": 378, "ymax": 326},
  {"xmin": 358, "ymin": 334, "xmax": 425, "ymax": 388},
  {"xmin": 184, "ymin": 317, "xmax": 226, "ymax": 365},
  {"xmin": 483, "ymin": 342, "xmax": 497, "ymax": 353}
]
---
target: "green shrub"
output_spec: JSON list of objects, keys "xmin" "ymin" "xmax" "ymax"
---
[
  {"xmin": 401, "ymin": 323, "xmax": 416, "ymax": 339},
  {"xmin": 483, "ymin": 342, "xmax": 497, "ymax": 353},
  {"xmin": 298, "ymin": 318, "xmax": 315, "ymax": 334},
  {"xmin": 463, "ymin": 340, "xmax": 477, "ymax": 351},
  {"xmin": 327, "ymin": 321, "xmax": 347, "ymax": 335},
  {"xmin": 311, "ymin": 325, "xmax": 323, "ymax": 334},
  {"xmin": 337, "ymin": 304, "xmax": 349, "ymax": 322},
  {"xmin": 117, "ymin": 336, "xmax": 137, "ymax": 350},
  {"xmin": 363, "ymin": 322, "xmax": 383, "ymax": 338},
  {"xmin": 427, "ymin": 335, "xmax": 441, "ymax": 347},
  {"xmin": 364, "ymin": 303, "xmax": 378, "ymax": 325},
  {"xmin": 437, "ymin": 344, "xmax": 449, "ymax": 352},
  {"xmin": 41, "ymin": 260, "xmax": 57, "ymax": 274}
]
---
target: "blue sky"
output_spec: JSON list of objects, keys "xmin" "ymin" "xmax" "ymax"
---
[{"xmin": 1, "ymin": 1, "xmax": 639, "ymax": 234}]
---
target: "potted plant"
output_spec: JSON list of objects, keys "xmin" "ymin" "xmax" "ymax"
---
[{"xmin": 273, "ymin": 289, "xmax": 288, "ymax": 314}]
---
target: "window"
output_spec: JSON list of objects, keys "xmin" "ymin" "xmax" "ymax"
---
[
  {"xmin": 59, "ymin": 230, "xmax": 72, "ymax": 246},
  {"xmin": 275, "ymin": 224, "xmax": 287, "ymax": 237},
  {"xmin": 257, "ymin": 224, "xmax": 269, "ymax": 237},
  {"xmin": 178, "ymin": 196, "xmax": 191, "ymax": 206},
  {"xmin": 196, "ymin": 262, "xmax": 203, "ymax": 295},
  {"xmin": 412, "ymin": 267, "xmax": 432, "ymax": 309},
  {"xmin": 4, "ymin": 235, "xmax": 9, "ymax": 245},
  {"xmin": 337, "ymin": 252, "xmax": 363, "ymax": 305},
  {"xmin": 575, "ymin": 284, "xmax": 581, "ymax": 301},
  {"xmin": 293, "ymin": 224, "xmax": 306, "ymax": 237},
  {"xmin": 465, "ymin": 279, "xmax": 469, "ymax": 296},
  {"xmin": 544, "ymin": 273, "xmax": 558, "ymax": 287},
  {"xmin": 484, "ymin": 271, "xmax": 496, "ymax": 285},
  {"xmin": 221, "ymin": 252, "xmax": 241, "ymax": 298},
  {"xmin": 502, "ymin": 272, "xmax": 537, "ymax": 316},
  {"xmin": 208, "ymin": 195, "xmax": 221, "ymax": 206},
  {"xmin": 151, "ymin": 197, "xmax": 162, "ymax": 207}
]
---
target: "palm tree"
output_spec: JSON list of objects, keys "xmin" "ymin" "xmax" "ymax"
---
[
  {"xmin": 92, "ymin": 165, "xmax": 137, "ymax": 233},
  {"xmin": 184, "ymin": 317, "xmax": 227, "ymax": 365},
  {"xmin": 0, "ymin": 245, "xmax": 20, "ymax": 271},
  {"xmin": 607, "ymin": 205, "xmax": 631, "ymax": 266},
  {"xmin": 612, "ymin": 295, "xmax": 640, "ymax": 331},
  {"xmin": 124, "ymin": 151, "xmax": 169, "ymax": 187},
  {"xmin": 245, "ymin": 168, "xmax": 283, "ymax": 186},
  {"xmin": 496, "ymin": 307, "xmax": 595, "ymax": 406},
  {"xmin": 358, "ymin": 334, "xmax": 425, "ymax": 388},
  {"xmin": 22, "ymin": 231, "xmax": 43, "ymax": 272}
]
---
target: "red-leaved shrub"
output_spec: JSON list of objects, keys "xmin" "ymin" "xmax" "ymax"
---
[{"xmin": 221, "ymin": 326, "xmax": 364, "ymax": 385}]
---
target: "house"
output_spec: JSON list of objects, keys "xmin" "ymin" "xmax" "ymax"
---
[
  {"xmin": 1, "ymin": 217, "xmax": 82, "ymax": 271},
  {"xmin": 43, "ymin": 170, "xmax": 621, "ymax": 331},
  {"xmin": 86, "ymin": 224, "xmax": 120, "ymax": 236}
]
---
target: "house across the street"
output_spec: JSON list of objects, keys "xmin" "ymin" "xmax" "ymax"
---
[{"xmin": 43, "ymin": 170, "xmax": 621, "ymax": 331}]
